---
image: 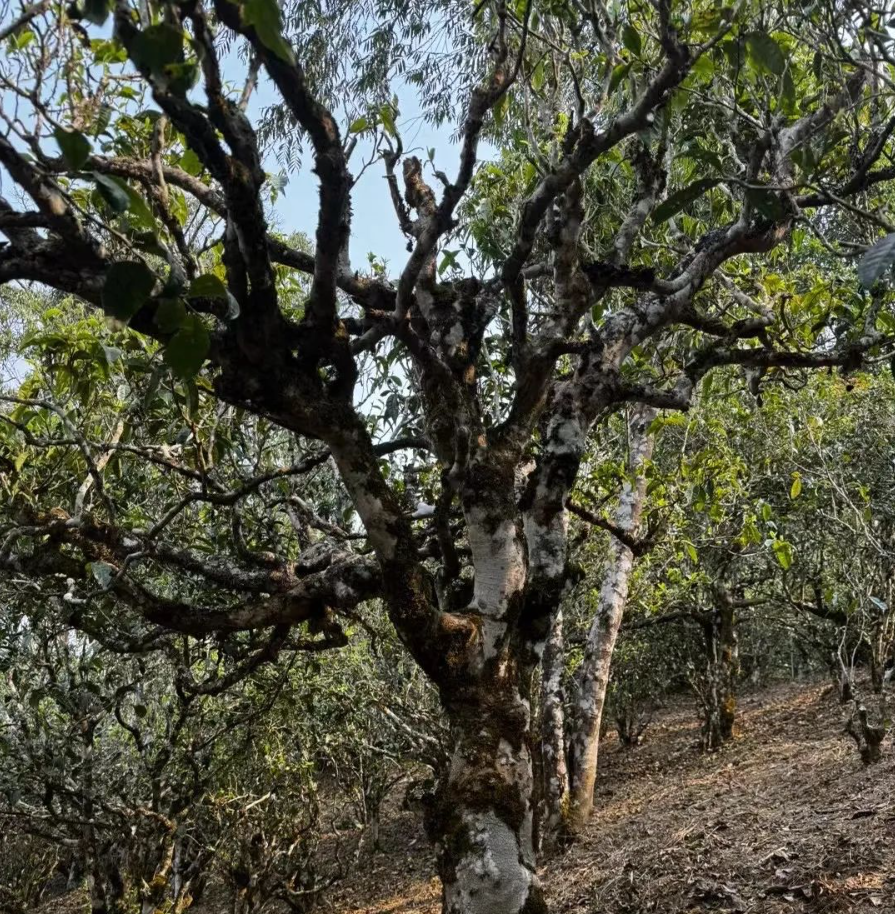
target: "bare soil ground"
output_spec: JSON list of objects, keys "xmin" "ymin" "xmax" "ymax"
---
[{"xmin": 330, "ymin": 679, "xmax": 895, "ymax": 914}]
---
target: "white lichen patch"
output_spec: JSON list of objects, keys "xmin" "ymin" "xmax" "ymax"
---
[
  {"xmin": 466, "ymin": 508, "xmax": 526, "ymax": 619},
  {"xmin": 480, "ymin": 617, "xmax": 506, "ymax": 662},
  {"xmin": 447, "ymin": 811, "xmax": 533, "ymax": 914}
]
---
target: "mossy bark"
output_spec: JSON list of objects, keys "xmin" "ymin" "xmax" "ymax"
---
[
  {"xmin": 433, "ymin": 680, "xmax": 547, "ymax": 914},
  {"xmin": 538, "ymin": 610, "xmax": 569, "ymax": 844}
]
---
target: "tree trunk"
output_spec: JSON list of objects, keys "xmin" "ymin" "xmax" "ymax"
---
[
  {"xmin": 432, "ymin": 682, "xmax": 547, "ymax": 914},
  {"xmin": 699, "ymin": 597, "xmax": 739, "ymax": 751},
  {"xmin": 406, "ymin": 462, "xmax": 548, "ymax": 914},
  {"xmin": 88, "ymin": 847, "xmax": 127, "ymax": 914},
  {"xmin": 832, "ymin": 650, "xmax": 854, "ymax": 703},
  {"xmin": 846, "ymin": 703, "xmax": 888, "ymax": 764},
  {"xmin": 566, "ymin": 405, "xmax": 655, "ymax": 832},
  {"xmin": 538, "ymin": 610, "xmax": 569, "ymax": 845}
]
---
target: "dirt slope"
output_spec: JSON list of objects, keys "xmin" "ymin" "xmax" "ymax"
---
[{"xmin": 330, "ymin": 680, "xmax": 895, "ymax": 914}]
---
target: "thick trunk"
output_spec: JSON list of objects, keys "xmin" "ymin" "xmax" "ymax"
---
[
  {"xmin": 433, "ymin": 685, "xmax": 546, "ymax": 914},
  {"xmin": 538, "ymin": 610, "xmax": 568, "ymax": 842},
  {"xmin": 420, "ymin": 467, "xmax": 547, "ymax": 914},
  {"xmin": 566, "ymin": 405, "xmax": 655, "ymax": 832},
  {"xmin": 88, "ymin": 847, "xmax": 127, "ymax": 914}
]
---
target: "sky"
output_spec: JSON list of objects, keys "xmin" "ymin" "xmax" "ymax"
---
[{"xmin": 246, "ymin": 72, "xmax": 485, "ymax": 273}]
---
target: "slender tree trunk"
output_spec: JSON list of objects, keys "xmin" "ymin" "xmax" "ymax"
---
[
  {"xmin": 538, "ymin": 609, "xmax": 568, "ymax": 842},
  {"xmin": 566, "ymin": 405, "xmax": 656, "ymax": 832},
  {"xmin": 700, "ymin": 597, "xmax": 739, "ymax": 751},
  {"xmin": 717, "ymin": 599, "xmax": 739, "ymax": 741},
  {"xmin": 846, "ymin": 703, "xmax": 888, "ymax": 764}
]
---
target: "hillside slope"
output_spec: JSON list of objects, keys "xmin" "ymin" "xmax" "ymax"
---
[{"xmin": 330, "ymin": 680, "xmax": 895, "ymax": 914}]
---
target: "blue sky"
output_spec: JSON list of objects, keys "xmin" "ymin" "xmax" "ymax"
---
[{"xmin": 246, "ymin": 72, "xmax": 489, "ymax": 272}]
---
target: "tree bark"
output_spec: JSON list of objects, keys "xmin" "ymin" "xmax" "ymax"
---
[
  {"xmin": 846, "ymin": 703, "xmax": 888, "ymax": 764},
  {"xmin": 699, "ymin": 595, "xmax": 739, "ymax": 752},
  {"xmin": 538, "ymin": 609, "xmax": 569, "ymax": 842},
  {"xmin": 566, "ymin": 405, "xmax": 655, "ymax": 832},
  {"xmin": 433, "ymin": 681, "xmax": 546, "ymax": 914}
]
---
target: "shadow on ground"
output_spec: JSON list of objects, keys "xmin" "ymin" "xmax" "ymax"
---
[{"xmin": 329, "ymin": 679, "xmax": 895, "ymax": 914}]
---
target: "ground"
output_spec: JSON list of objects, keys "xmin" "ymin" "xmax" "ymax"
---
[
  {"xmin": 329, "ymin": 679, "xmax": 895, "ymax": 914},
  {"xmin": 28, "ymin": 679, "xmax": 894, "ymax": 914}
]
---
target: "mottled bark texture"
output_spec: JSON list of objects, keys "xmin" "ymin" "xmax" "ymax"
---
[
  {"xmin": 845, "ymin": 703, "xmax": 888, "ymax": 765},
  {"xmin": 565, "ymin": 405, "xmax": 656, "ymax": 832},
  {"xmin": 435, "ymin": 683, "xmax": 546, "ymax": 914},
  {"xmin": 538, "ymin": 610, "xmax": 569, "ymax": 841},
  {"xmin": 697, "ymin": 595, "xmax": 740, "ymax": 752}
]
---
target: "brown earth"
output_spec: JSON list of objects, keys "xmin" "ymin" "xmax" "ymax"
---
[
  {"xmin": 329, "ymin": 679, "xmax": 895, "ymax": 914},
  {"xmin": 30, "ymin": 679, "xmax": 894, "ymax": 914}
]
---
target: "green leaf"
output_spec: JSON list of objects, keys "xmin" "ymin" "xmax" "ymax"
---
[
  {"xmin": 189, "ymin": 273, "xmax": 240, "ymax": 320},
  {"xmin": 243, "ymin": 0, "xmax": 294, "ymax": 63},
  {"xmin": 92, "ymin": 172, "xmax": 130, "ymax": 213},
  {"xmin": 130, "ymin": 232, "xmax": 168, "ymax": 257},
  {"xmin": 790, "ymin": 474, "xmax": 802, "ymax": 499},
  {"xmin": 858, "ymin": 233, "xmax": 895, "ymax": 288},
  {"xmin": 349, "ymin": 117, "xmax": 370, "ymax": 133},
  {"xmin": 438, "ymin": 249, "xmax": 459, "ymax": 275},
  {"xmin": 164, "ymin": 314, "xmax": 210, "ymax": 380},
  {"xmin": 9, "ymin": 29, "xmax": 36, "ymax": 51},
  {"xmin": 102, "ymin": 261, "xmax": 157, "ymax": 321},
  {"xmin": 492, "ymin": 93, "xmax": 508, "ymax": 129},
  {"xmin": 101, "ymin": 345, "xmax": 123, "ymax": 365},
  {"xmin": 164, "ymin": 61, "xmax": 198, "ymax": 96},
  {"xmin": 746, "ymin": 32, "xmax": 785, "ymax": 76},
  {"xmin": 154, "ymin": 298, "xmax": 187, "ymax": 333},
  {"xmin": 876, "ymin": 310, "xmax": 895, "ymax": 334},
  {"xmin": 685, "ymin": 542, "xmax": 699, "ymax": 563},
  {"xmin": 780, "ymin": 67, "xmax": 796, "ymax": 114},
  {"xmin": 608, "ymin": 61, "xmax": 632, "ymax": 95},
  {"xmin": 120, "ymin": 185, "xmax": 156, "ymax": 230},
  {"xmin": 621, "ymin": 23, "xmax": 642, "ymax": 56},
  {"xmin": 684, "ymin": 141, "xmax": 724, "ymax": 173},
  {"xmin": 652, "ymin": 178, "xmax": 719, "ymax": 223},
  {"xmin": 772, "ymin": 538, "xmax": 793, "ymax": 570},
  {"xmin": 531, "ymin": 59, "xmax": 546, "ymax": 91},
  {"xmin": 187, "ymin": 274, "xmax": 228, "ymax": 300},
  {"xmin": 54, "ymin": 127, "xmax": 91, "ymax": 170},
  {"xmin": 131, "ymin": 23, "xmax": 184, "ymax": 75},
  {"xmin": 379, "ymin": 103, "xmax": 397, "ymax": 137},
  {"xmin": 180, "ymin": 148, "xmax": 203, "ymax": 176},
  {"xmin": 92, "ymin": 103, "xmax": 113, "ymax": 137},
  {"xmin": 95, "ymin": 175, "xmax": 155, "ymax": 229}
]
